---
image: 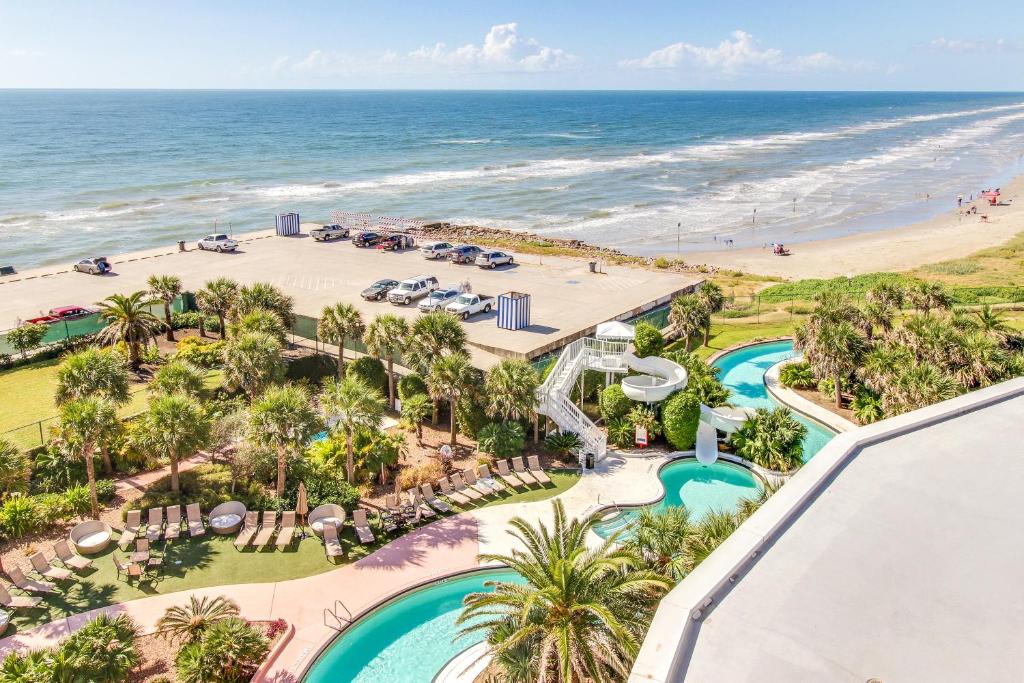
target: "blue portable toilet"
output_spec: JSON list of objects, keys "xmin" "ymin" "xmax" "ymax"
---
[{"xmin": 498, "ymin": 291, "xmax": 531, "ymax": 330}]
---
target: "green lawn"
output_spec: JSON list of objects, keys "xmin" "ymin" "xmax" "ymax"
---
[
  {"xmin": 667, "ymin": 320, "xmax": 796, "ymax": 360},
  {"xmin": 0, "ymin": 363, "xmax": 222, "ymax": 451},
  {"xmin": 477, "ymin": 470, "xmax": 580, "ymax": 508}
]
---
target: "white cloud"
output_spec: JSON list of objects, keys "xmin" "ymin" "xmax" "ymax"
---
[
  {"xmin": 929, "ymin": 37, "xmax": 1021, "ymax": 53},
  {"xmin": 7, "ymin": 49, "xmax": 45, "ymax": 58},
  {"xmin": 621, "ymin": 30, "xmax": 843, "ymax": 75},
  {"xmin": 273, "ymin": 23, "xmax": 576, "ymax": 80}
]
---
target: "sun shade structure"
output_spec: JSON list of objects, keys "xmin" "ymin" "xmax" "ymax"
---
[{"xmin": 595, "ymin": 319, "xmax": 636, "ymax": 340}]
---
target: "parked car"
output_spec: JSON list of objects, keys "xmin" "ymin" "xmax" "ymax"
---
[
  {"xmin": 417, "ymin": 286, "xmax": 464, "ymax": 313},
  {"xmin": 72, "ymin": 257, "xmax": 111, "ymax": 275},
  {"xmin": 475, "ymin": 251, "xmax": 514, "ymax": 269},
  {"xmin": 388, "ymin": 275, "xmax": 439, "ymax": 305},
  {"xmin": 420, "ymin": 242, "xmax": 455, "ymax": 260},
  {"xmin": 197, "ymin": 234, "xmax": 238, "ymax": 252},
  {"xmin": 448, "ymin": 245, "xmax": 483, "ymax": 264},
  {"xmin": 445, "ymin": 293, "xmax": 495, "ymax": 320},
  {"xmin": 352, "ymin": 231, "xmax": 383, "ymax": 247},
  {"xmin": 311, "ymin": 224, "xmax": 350, "ymax": 241},
  {"xmin": 26, "ymin": 306, "xmax": 95, "ymax": 325},
  {"xmin": 361, "ymin": 279, "xmax": 400, "ymax": 301},
  {"xmin": 376, "ymin": 234, "xmax": 410, "ymax": 251}
]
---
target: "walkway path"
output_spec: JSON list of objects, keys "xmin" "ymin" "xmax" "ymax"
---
[{"xmin": 0, "ymin": 451, "xmax": 679, "ymax": 681}]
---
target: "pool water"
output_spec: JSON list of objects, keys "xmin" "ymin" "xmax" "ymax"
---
[
  {"xmin": 304, "ymin": 569, "xmax": 522, "ymax": 683},
  {"xmin": 592, "ymin": 459, "xmax": 763, "ymax": 539},
  {"xmin": 713, "ymin": 339, "xmax": 835, "ymax": 461}
]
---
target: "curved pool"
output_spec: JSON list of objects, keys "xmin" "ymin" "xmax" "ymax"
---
[
  {"xmin": 592, "ymin": 459, "xmax": 763, "ymax": 539},
  {"xmin": 713, "ymin": 339, "xmax": 835, "ymax": 460},
  {"xmin": 304, "ymin": 569, "xmax": 522, "ymax": 683}
]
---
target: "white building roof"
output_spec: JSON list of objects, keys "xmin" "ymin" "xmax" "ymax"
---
[{"xmin": 631, "ymin": 378, "xmax": 1024, "ymax": 683}]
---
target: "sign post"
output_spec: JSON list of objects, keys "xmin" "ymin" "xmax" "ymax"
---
[{"xmin": 635, "ymin": 425, "xmax": 648, "ymax": 448}]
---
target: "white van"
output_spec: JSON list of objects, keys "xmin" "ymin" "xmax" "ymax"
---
[{"xmin": 387, "ymin": 275, "xmax": 439, "ymax": 305}]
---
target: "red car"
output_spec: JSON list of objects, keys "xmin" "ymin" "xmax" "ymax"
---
[{"xmin": 375, "ymin": 234, "xmax": 410, "ymax": 251}]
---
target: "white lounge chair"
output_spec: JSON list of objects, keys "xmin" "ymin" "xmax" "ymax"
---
[
  {"xmin": 276, "ymin": 511, "xmax": 297, "ymax": 549},
  {"xmin": 421, "ymin": 484, "xmax": 453, "ymax": 513},
  {"xmin": 527, "ymin": 455, "xmax": 553, "ymax": 485},
  {"xmin": 463, "ymin": 468, "xmax": 496, "ymax": 495},
  {"xmin": 407, "ymin": 488, "xmax": 436, "ymax": 518},
  {"xmin": 450, "ymin": 472, "xmax": 483, "ymax": 501},
  {"xmin": 253, "ymin": 511, "xmax": 277, "ymax": 548},
  {"xmin": 119, "ymin": 510, "xmax": 142, "ymax": 550},
  {"xmin": 29, "ymin": 552, "xmax": 72, "ymax": 582},
  {"xmin": 496, "ymin": 460, "xmax": 526, "ymax": 489},
  {"xmin": 145, "ymin": 507, "xmax": 163, "ymax": 543},
  {"xmin": 8, "ymin": 566, "xmax": 54, "ymax": 594},
  {"xmin": 353, "ymin": 509, "xmax": 376, "ymax": 544},
  {"xmin": 438, "ymin": 477, "xmax": 472, "ymax": 506},
  {"xmin": 512, "ymin": 457, "xmax": 539, "ymax": 486},
  {"xmin": 234, "ymin": 511, "xmax": 259, "ymax": 549},
  {"xmin": 53, "ymin": 540, "xmax": 91, "ymax": 571},
  {"xmin": 0, "ymin": 584, "xmax": 41, "ymax": 609},
  {"xmin": 322, "ymin": 522, "xmax": 344, "ymax": 558},
  {"xmin": 164, "ymin": 505, "xmax": 182, "ymax": 542},
  {"xmin": 186, "ymin": 503, "xmax": 206, "ymax": 537},
  {"xmin": 477, "ymin": 464, "xmax": 506, "ymax": 492}
]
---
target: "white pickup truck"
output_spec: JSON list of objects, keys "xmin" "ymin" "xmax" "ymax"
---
[{"xmin": 445, "ymin": 293, "xmax": 494, "ymax": 320}]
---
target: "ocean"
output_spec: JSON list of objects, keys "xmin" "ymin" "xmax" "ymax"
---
[{"xmin": 2, "ymin": 90, "xmax": 1024, "ymax": 269}]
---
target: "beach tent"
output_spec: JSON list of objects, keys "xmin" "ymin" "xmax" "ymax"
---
[{"xmin": 596, "ymin": 320, "xmax": 635, "ymax": 341}]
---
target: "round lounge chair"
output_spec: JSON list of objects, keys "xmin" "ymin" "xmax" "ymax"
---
[
  {"xmin": 208, "ymin": 501, "xmax": 247, "ymax": 535},
  {"xmin": 308, "ymin": 504, "xmax": 347, "ymax": 538},
  {"xmin": 70, "ymin": 520, "xmax": 112, "ymax": 555}
]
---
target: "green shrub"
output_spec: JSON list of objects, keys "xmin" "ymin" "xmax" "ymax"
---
[
  {"xmin": 34, "ymin": 493, "xmax": 70, "ymax": 526},
  {"xmin": 346, "ymin": 356, "xmax": 388, "ymax": 396},
  {"xmin": 661, "ymin": 391, "xmax": 701, "ymax": 451},
  {"xmin": 397, "ymin": 373, "xmax": 427, "ymax": 400},
  {"xmin": 729, "ymin": 407, "xmax": 806, "ymax": 472},
  {"xmin": 176, "ymin": 617, "xmax": 269, "ymax": 683},
  {"xmin": 175, "ymin": 337, "xmax": 226, "ymax": 368},
  {"xmin": 633, "ymin": 322, "xmax": 665, "ymax": 358},
  {"xmin": 96, "ymin": 478, "xmax": 117, "ymax": 503},
  {"xmin": 285, "ymin": 460, "xmax": 361, "ymax": 510},
  {"xmin": 0, "ymin": 495, "xmax": 38, "ymax": 538},
  {"xmin": 134, "ymin": 464, "xmax": 266, "ymax": 513},
  {"xmin": 30, "ymin": 445, "xmax": 85, "ymax": 493},
  {"xmin": 477, "ymin": 422, "xmax": 526, "ymax": 458},
  {"xmin": 599, "ymin": 384, "xmax": 633, "ymax": 422},
  {"xmin": 63, "ymin": 484, "xmax": 93, "ymax": 517},
  {"xmin": 172, "ymin": 311, "xmax": 221, "ymax": 332},
  {"xmin": 817, "ymin": 376, "xmax": 852, "ymax": 401},
  {"xmin": 779, "ymin": 361, "xmax": 816, "ymax": 389},
  {"xmin": 606, "ymin": 417, "xmax": 636, "ymax": 449},
  {"xmin": 456, "ymin": 393, "xmax": 489, "ymax": 439},
  {"xmin": 60, "ymin": 613, "xmax": 140, "ymax": 682},
  {"xmin": 543, "ymin": 431, "xmax": 582, "ymax": 457},
  {"xmin": 285, "ymin": 353, "xmax": 336, "ymax": 385},
  {"xmin": 851, "ymin": 386, "xmax": 885, "ymax": 424}
]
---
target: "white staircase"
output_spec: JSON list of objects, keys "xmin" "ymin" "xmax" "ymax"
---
[{"xmin": 536, "ymin": 338, "xmax": 628, "ymax": 465}]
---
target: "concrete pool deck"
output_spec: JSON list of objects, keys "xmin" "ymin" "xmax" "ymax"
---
[{"xmin": 0, "ymin": 226, "xmax": 700, "ymax": 367}]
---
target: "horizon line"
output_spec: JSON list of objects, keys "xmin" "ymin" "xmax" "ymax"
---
[{"xmin": 2, "ymin": 87, "xmax": 1024, "ymax": 94}]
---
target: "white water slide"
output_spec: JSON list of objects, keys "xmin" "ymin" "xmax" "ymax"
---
[{"xmin": 535, "ymin": 333, "xmax": 752, "ymax": 466}]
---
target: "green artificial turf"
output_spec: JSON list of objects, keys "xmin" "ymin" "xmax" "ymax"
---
[{"xmin": 477, "ymin": 470, "xmax": 580, "ymax": 508}]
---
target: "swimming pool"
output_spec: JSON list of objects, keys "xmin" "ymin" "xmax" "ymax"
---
[
  {"xmin": 304, "ymin": 569, "xmax": 522, "ymax": 683},
  {"xmin": 713, "ymin": 339, "xmax": 835, "ymax": 460},
  {"xmin": 592, "ymin": 459, "xmax": 763, "ymax": 539}
]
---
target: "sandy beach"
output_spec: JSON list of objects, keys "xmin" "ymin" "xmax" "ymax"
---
[{"xmin": 670, "ymin": 176, "xmax": 1024, "ymax": 280}]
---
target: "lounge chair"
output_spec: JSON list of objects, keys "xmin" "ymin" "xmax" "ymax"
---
[
  {"xmin": 352, "ymin": 509, "xmax": 375, "ymax": 544},
  {"xmin": 164, "ymin": 505, "xmax": 182, "ymax": 542},
  {"xmin": 119, "ymin": 510, "xmax": 142, "ymax": 550},
  {"xmin": 385, "ymin": 493, "xmax": 404, "ymax": 516},
  {"xmin": 512, "ymin": 457, "xmax": 539, "ymax": 486},
  {"xmin": 0, "ymin": 584, "xmax": 41, "ymax": 609},
  {"xmin": 29, "ymin": 552, "xmax": 72, "ymax": 582},
  {"xmin": 112, "ymin": 555, "xmax": 143, "ymax": 581},
  {"xmin": 463, "ymin": 468, "xmax": 496, "ymax": 496},
  {"xmin": 186, "ymin": 503, "xmax": 205, "ymax": 537},
  {"xmin": 406, "ymin": 488, "xmax": 436, "ymax": 518},
  {"xmin": 438, "ymin": 477, "xmax": 472, "ymax": 506},
  {"xmin": 450, "ymin": 472, "xmax": 483, "ymax": 501},
  {"xmin": 253, "ymin": 512, "xmax": 277, "ymax": 548},
  {"xmin": 145, "ymin": 508, "xmax": 164, "ymax": 543},
  {"xmin": 134, "ymin": 538, "xmax": 163, "ymax": 574},
  {"xmin": 234, "ymin": 511, "xmax": 259, "ymax": 549},
  {"xmin": 495, "ymin": 460, "xmax": 526, "ymax": 489},
  {"xmin": 527, "ymin": 455, "xmax": 553, "ymax": 485},
  {"xmin": 276, "ymin": 512, "xmax": 296, "ymax": 549},
  {"xmin": 420, "ymin": 484, "xmax": 453, "ymax": 513},
  {"xmin": 322, "ymin": 522, "xmax": 344, "ymax": 558},
  {"xmin": 477, "ymin": 464, "xmax": 506, "ymax": 492},
  {"xmin": 8, "ymin": 566, "xmax": 54, "ymax": 594},
  {"xmin": 53, "ymin": 540, "xmax": 91, "ymax": 571}
]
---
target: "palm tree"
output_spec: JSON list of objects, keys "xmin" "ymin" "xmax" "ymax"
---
[
  {"xmin": 668, "ymin": 295, "xmax": 708, "ymax": 351},
  {"xmin": 624, "ymin": 506, "xmax": 694, "ymax": 581},
  {"xmin": 729, "ymin": 407, "xmax": 807, "ymax": 472},
  {"xmin": 948, "ymin": 331, "xmax": 1009, "ymax": 388},
  {"xmin": 57, "ymin": 398, "xmax": 108, "ymax": 518},
  {"xmin": 695, "ymin": 281, "xmax": 725, "ymax": 346},
  {"xmin": 975, "ymin": 305, "xmax": 1013, "ymax": 340},
  {"xmin": 364, "ymin": 314, "xmax": 409, "ymax": 409},
  {"xmin": 151, "ymin": 360, "xmax": 206, "ymax": 398},
  {"xmin": 318, "ymin": 303, "xmax": 365, "ymax": 377},
  {"xmin": 133, "ymin": 395, "xmax": 211, "ymax": 492},
  {"xmin": 319, "ymin": 376, "xmax": 385, "ymax": 483},
  {"xmin": 0, "ymin": 438, "xmax": 29, "ymax": 496},
  {"xmin": 222, "ymin": 331, "xmax": 285, "ymax": 399},
  {"xmin": 249, "ymin": 384, "xmax": 322, "ymax": 496},
  {"xmin": 884, "ymin": 362, "xmax": 959, "ymax": 415},
  {"xmin": 228, "ymin": 308, "xmax": 287, "ymax": 344},
  {"xmin": 861, "ymin": 300, "xmax": 894, "ymax": 341},
  {"xmin": 197, "ymin": 277, "xmax": 239, "ymax": 340},
  {"xmin": 55, "ymin": 347, "xmax": 131, "ymax": 406},
  {"xmin": 485, "ymin": 358, "xmax": 539, "ymax": 422},
  {"xmin": 910, "ymin": 281, "xmax": 952, "ymax": 316},
  {"xmin": 688, "ymin": 509, "xmax": 743, "ymax": 566},
  {"xmin": 858, "ymin": 343, "xmax": 914, "ymax": 395},
  {"xmin": 400, "ymin": 393, "xmax": 431, "ymax": 444},
  {"xmin": 428, "ymin": 353, "xmax": 475, "ymax": 446},
  {"xmin": 406, "ymin": 311, "xmax": 467, "ymax": 423},
  {"xmin": 147, "ymin": 274, "xmax": 183, "ymax": 342},
  {"xmin": 235, "ymin": 282, "xmax": 294, "ymax": 325},
  {"xmin": 803, "ymin": 319, "xmax": 866, "ymax": 408},
  {"xmin": 458, "ymin": 500, "xmax": 671, "ymax": 682},
  {"xmin": 865, "ymin": 281, "xmax": 905, "ymax": 311},
  {"xmin": 95, "ymin": 291, "xmax": 164, "ymax": 367},
  {"xmin": 156, "ymin": 595, "xmax": 239, "ymax": 644}
]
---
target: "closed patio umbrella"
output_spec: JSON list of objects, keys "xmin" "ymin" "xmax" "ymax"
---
[{"xmin": 297, "ymin": 482, "xmax": 309, "ymax": 539}]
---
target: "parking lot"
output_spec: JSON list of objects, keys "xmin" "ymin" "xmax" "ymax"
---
[{"xmin": 0, "ymin": 225, "xmax": 701, "ymax": 367}]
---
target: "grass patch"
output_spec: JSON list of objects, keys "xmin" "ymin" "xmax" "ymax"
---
[
  {"xmin": 666, "ymin": 320, "xmax": 796, "ymax": 360},
  {"xmin": 758, "ymin": 272, "xmax": 918, "ymax": 301},
  {"xmin": 477, "ymin": 470, "xmax": 580, "ymax": 509},
  {"xmin": 921, "ymin": 259, "xmax": 983, "ymax": 276}
]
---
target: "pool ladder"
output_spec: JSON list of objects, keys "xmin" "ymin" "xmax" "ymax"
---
[{"xmin": 323, "ymin": 599, "xmax": 352, "ymax": 631}]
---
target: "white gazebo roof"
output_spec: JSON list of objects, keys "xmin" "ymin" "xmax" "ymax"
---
[{"xmin": 596, "ymin": 320, "xmax": 636, "ymax": 340}]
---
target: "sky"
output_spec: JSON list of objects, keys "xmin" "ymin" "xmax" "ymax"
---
[{"xmin": 1, "ymin": 1, "xmax": 1023, "ymax": 90}]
